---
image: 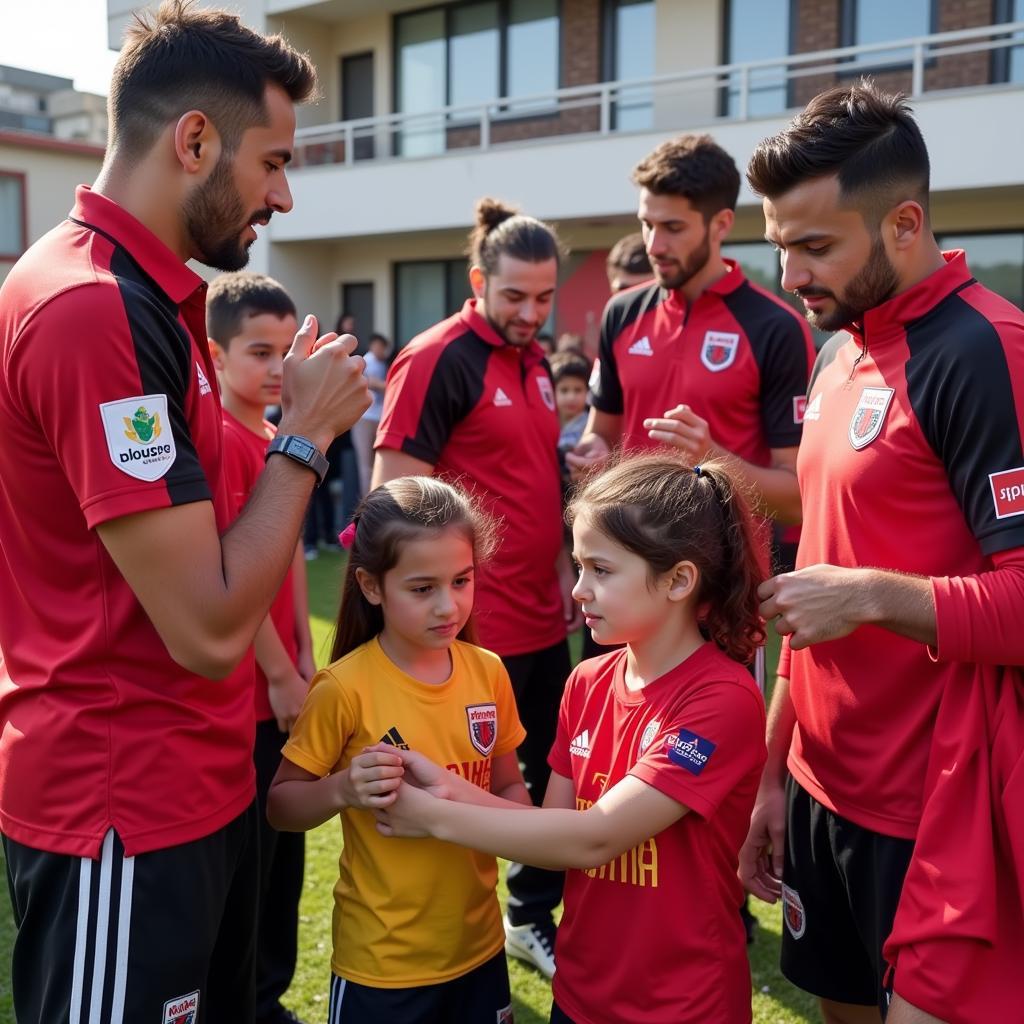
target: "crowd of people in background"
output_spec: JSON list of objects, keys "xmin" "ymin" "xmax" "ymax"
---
[{"xmin": 1, "ymin": 3, "xmax": 1023, "ymax": 1024}]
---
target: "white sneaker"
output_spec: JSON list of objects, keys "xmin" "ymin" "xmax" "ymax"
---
[{"xmin": 504, "ymin": 915, "xmax": 556, "ymax": 978}]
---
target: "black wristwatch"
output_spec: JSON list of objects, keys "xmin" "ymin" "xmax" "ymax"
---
[{"xmin": 265, "ymin": 435, "xmax": 329, "ymax": 486}]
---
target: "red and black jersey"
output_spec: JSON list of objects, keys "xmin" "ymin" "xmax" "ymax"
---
[
  {"xmin": 0, "ymin": 186, "xmax": 255, "ymax": 859},
  {"xmin": 790, "ymin": 251, "xmax": 1024, "ymax": 838},
  {"xmin": 376, "ymin": 300, "xmax": 564, "ymax": 657},
  {"xmin": 589, "ymin": 260, "xmax": 814, "ymax": 464}
]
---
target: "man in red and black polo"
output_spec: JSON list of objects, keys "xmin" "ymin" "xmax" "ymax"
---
[
  {"xmin": 744, "ymin": 82, "xmax": 1024, "ymax": 1024},
  {"xmin": 570, "ymin": 134, "xmax": 814, "ymax": 535},
  {"xmin": 374, "ymin": 198, "xmax": 572, "ymax": 978},
  {"xmin": 0, "ymin": 10, "xmax": 367, "ymax": 1024}
]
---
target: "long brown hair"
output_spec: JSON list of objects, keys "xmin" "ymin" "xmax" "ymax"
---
[
  {"xmin": 330, "ymin": 477, "xmax": 496, "ymax": 662},
  {"xmin": 568, "ymin": 455, "xmax": 765, "ymax": 664}
]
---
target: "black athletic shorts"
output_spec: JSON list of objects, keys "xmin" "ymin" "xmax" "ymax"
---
[
  {"xmin": 326, "ymin": 949, "xmax": 512, "ymax": 1024},
  {"xmin": 3, "ymin": 802, "xmax": 259, "ymax": 1024},
  {"xmin": 780, "ymin": 776, "xmax": 915, "ymax": 1013}
]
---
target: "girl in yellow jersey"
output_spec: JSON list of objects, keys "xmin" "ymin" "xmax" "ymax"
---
[{"xmin": 267, "ymin": 477, "xmax": 527, "ymax": 1024}]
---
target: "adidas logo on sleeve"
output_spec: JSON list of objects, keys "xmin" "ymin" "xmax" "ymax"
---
[
  {"xmin": 627, "ymin": 336, "xmax": 654, "ymax": 357},
  {"xmin": 493, "ymin": 387, "xmax": 513, "ymax": 406},
  {"xmin": 569, "ymin": 730, "xmax": 591, "ymax": 757}
]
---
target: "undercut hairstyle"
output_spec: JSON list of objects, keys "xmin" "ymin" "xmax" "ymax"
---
[
  {"xmin": 569, "ymin": 455, "xmax": 765, "ymax": 665},
  {"xmin": 632, "ymin": 134, "xmax": 741, "ymax": 220},
  {"xmin": 331, "ymin": 478, "xmax": 497, "ymax": 662},
  {"xmin": 467, "ymin": 197, "xmax": 563, "ymax": 275},
  {"xmin": 746, "ymin": 79, "xmax": 931, "ymax": 225},
  {"xmin": 606, "ymin": 232, "xmax": 652, "ymax": 276},
  {"xmin": 206, "ymin": 272, "xmax": 296, "ymax": 348},
  {"xmin": 549, "ymin": 351, "xmax": 591, "ymax": 387},
  {"xmin": 109, "ymin": 0, "xmax": 317, "ymax": 161}
]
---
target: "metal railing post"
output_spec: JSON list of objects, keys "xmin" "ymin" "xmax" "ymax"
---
[
  {"xmin": 911, "ymin": 42, "xmax": 925, "ymax": 96},
  {"xmin": 599, "ymin": 84, "xmax": 611, "ymax": 134},
  {"xmin": 738, "ymin": 65, "xmax": 749, "ymax": 120},
  {"xmin": 344, "ymin": 123, "xmax": 354, "ymax": 166},
  {"xmin": 480, "ymin": 104, "xmax": 490, "ymax": 150}
]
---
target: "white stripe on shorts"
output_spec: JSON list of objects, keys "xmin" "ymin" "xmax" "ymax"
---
[
  {"xmin": 69, "ymin": 852, "xmax": 93, "ymax": 1024},
  {"xmin": 108, "ymin": 850, "xmax": 135, "ymax": 1024},
  {"xmin": 330, "ymin": 974, "xmax": 347, "ymax": 1024},
  {"xmin": 87, "ymin": 829, "xmax": 115, "ymax": 1024}
]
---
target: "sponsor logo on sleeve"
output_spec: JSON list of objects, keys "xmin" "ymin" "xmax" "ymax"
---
[
  {"xmin": 700, "ymin": 331, "xmax": 739, "ymax": 372},
  {"xmin": 466, "ymin": 703, "xmax": 497, "ymax": 756},
  {"xmin": 782, "ymin": 884, "xmax": 806, "ymax": 939},
  {"xmin": 536, "ymin": 374, "xmax": 556, "ymax": 412},
  {"xmin": 803, "ymin": 392, "xmax": 822, "ymax": 422},
  {"xmin": 196, "ymin": 362, "xmax": 212, "ymax": 396},
  {"xmin": 989, "ymin": 467, "xmax": 1024, "ymax": 519},
  {"xmin": 793, "ymin": 396, "xmax": 807, "ymax": 424},
  {"xmin": 665, "ymin": 728, "xmax": 716, "ymax": 775},
  {"xmin": 848, "ymin": 386, "xmax": 894, "ymax": 450},
  {"xmin": 99, "ymin": 394, "xmax": 176, "ymax": 482},
  {"xmin": 163, "ymin": 990, "xmax": 199, "ymax": 1024}
]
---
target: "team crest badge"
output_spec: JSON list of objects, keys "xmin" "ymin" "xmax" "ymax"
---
[
  {"xmin": 700, "ymin": 331, "xmax": 740, "ymax": 372},
  {"xmin": 163, "ymin": 990, "xmax": 199, "ymax": 1024},
  {"xmin": 848, "ymin": 387, "xmax": 894, "ymax": 450},
  {"xmin": 99, "ymin": 394, "xmax": 176, "ymax": 482},
  {"xmin": 466, "ymin": 703, "xmax": 497, "ymax": 756},
  {"xmin": 638, "ymin": 719, "xmax": 660, "ymax": 755},
  {"xmin": 782, "ymin": 884, "xmax": 806, "ymax": 939},
  {"xmin": 497, "ymin": 1005, "xmax": 514, "ymax": 1024},
  {"xmin": 536, "ymin": 375, "xmax": 556, "ymax": 412}
]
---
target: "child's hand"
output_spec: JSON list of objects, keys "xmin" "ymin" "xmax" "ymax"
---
[
  {"xmin": 340, "ymin": 750, "xmax": 404, "ymax": 809},
  {"xmin": 363, "ymin": 744, "xmax": 451, "ymax": 799},
  {"xmin": 267, "ymin": 669, "xmax": 310, "ymax": 734},
  {"xmin": 373, "ymin": 781, "xmax": 441, "ymax": 839}
]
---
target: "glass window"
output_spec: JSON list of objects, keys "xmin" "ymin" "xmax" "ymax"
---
[
  {"xmin": 507, "ymin": 0, "xmax": 559, "ymax": 110},
  {"xmin": 0, "ymin": 173, "xmax": 25, "ymax": 258},
  {"xmin": 724, "ymin": 0, "xmax": 791, "ymax": 117},
  {"xmin": 846, "ymin": 0, "xmax": 931, "ymax": 67},
  {"xmin": 610, "ymin": 0, "xmax": 656, "ymax": 131},
  {"xmin": 449, "ymin": 3, "xmax": 500, "ymax": 109},
  {"xmin": 1004, "ymin": 0, "xmax": 1024, "ymax": 83},
  {"xmin": 938, "ymin": 233, "xmax": 1024, "ymax": 310},
  {"xmin": 395, "ymin": 259, "xmax": 474, "ymax": 348},
  {"xmin": 396, "ymin": 9, "xmax": 446, "ymax": 156}
]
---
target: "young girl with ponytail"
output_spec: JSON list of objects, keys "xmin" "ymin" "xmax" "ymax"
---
[{"xmin": 371, "ymin": 455, "xmax": 768, "ymax": 1024}]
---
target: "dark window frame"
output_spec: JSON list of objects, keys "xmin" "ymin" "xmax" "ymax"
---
[
  {"xmin": 992, "ymin": 0, "xmax": 1024, "ymax": 84},
  {"xmin": 935, "ymin": 227, "xmax": 1024, "ymax": 310},
  {"xmin": 838, "ymin": 0, "xmax": 939, "ymax": 75},
  {"xmin": 392, "ymin": 257, "xmax": 472, "ymax": 349},
  {"xmin": 0, "ymin": 170, "xmax": 27, "ymax": 262},
  {"xmin": 600, "ymin": 0, "xmax": 657, "ymax": 130},
  {"xmin": 392, "ymin": 0, "xmax": 563, "ymax": 118},
  {"xmin": 718, "ymin": 0, "xmax": 798, "ymax": 118}
]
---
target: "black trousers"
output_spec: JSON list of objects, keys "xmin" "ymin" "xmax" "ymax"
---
[
  {"xmin": 3, "ymin": 803, "xmax": 259, "ymax": 1024},
  {"xmin": 501, "ymin": 638, "xmax": 571, "ymax": 926},
  {"xmin": 254, "ymin": 719, "xmax": 305, "ymax": 1021}
]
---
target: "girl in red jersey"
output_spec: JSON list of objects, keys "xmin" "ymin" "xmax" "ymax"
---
[{"xmin": 370, "ymin": 455, "xmax": 768, "ymax": 1024}]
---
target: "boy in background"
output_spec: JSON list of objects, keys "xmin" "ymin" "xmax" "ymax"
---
[
  {"xmin": 208, "ymin": 272, "xmax": 314, "ymax": 1024},
  {"xmin": 550, "ymin": 351, "xmax": 591, "ymax": 468}
]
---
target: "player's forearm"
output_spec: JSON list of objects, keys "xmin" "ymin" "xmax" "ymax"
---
[
  {"xmin": 253, "ymin": 614, "xmax": 296, "ymax": 683},
  {"xmin": 267, "ymin": 769, "xmax": 346, "ymax": 831},
  {"xmin": 762, "ymin": 673, "xmax": 796, "ymax": 787},
  {"xmin": 291, "ymin": 542, "xmax": 313, "ymax": 652},
  {"xmin": 856, "ymin": 569, "xmax": 937, "ymax": 646},
  {"xmin": 494, "ymin": 781, "xmax": 532, "ymax": 807}
]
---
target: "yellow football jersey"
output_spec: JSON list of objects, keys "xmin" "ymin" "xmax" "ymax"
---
[{"xmin": 282, "ymin": 637, "xmax": 526, "ymax": 987}]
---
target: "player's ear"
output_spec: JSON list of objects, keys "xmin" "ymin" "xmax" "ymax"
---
[
  {"xmin": 209, "ymin": 338, "xmax": 227, "ymax": 372},
  {"xmin": 355, "ymin": 567, "xmax": 383, "ymax": 606},
  {"xmin": 469, "ymin": 265, "xmax": 486, "ymax": 298}
]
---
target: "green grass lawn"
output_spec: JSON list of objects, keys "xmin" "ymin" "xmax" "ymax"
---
[{"xmin": 0, "ymin": 550, "xmax": 817, "ymax": 1024}]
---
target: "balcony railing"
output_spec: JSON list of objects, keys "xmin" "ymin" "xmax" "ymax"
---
[{"xmin": 292, "ymin": 21, "xmax": 1024, "ymax": 170}]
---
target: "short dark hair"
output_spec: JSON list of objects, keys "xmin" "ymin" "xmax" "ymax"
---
[
  {"xmin": 109, "ymin": 0, "xmax": 317, "ymax": 161},
  {"xmin": 632, "ymin": 134, "xmax": 741, "ymax": 220},
  {"xmin": 746, "ymin": 79, "xmax": 930, "ymax": 224},
  {"xmin": 467, "ymin": 197, "xmax": 563, "ymax": 275},
  {"xmin": 606, "ymin": 233, "xmax": 651, "ymax": 276},
  {"xmin": 206, "ymin": 271, "xmax": 296, "ymax": 347},
  {"xmin": 549, "ymin": 351, "xmax": 590, "ymax": 387}
]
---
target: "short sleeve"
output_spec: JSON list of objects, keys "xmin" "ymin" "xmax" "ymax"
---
[
  {"xmin": 588, "ymin": 300, "xmax": 625, "ymax": 415},
  {"xmin": 492, "ymin": 660, "xmax": 527, "ymax": 757},
  {"xmin": 547, "ymin": 666, "xmax": 582, "ymax": 778},
  {"xmin": 281, "ymin": 668, "xmax": 357, "ymax": 777},
  {"xmin": 9, "ymin": 283, "xmax": 211, "ymax": 528},
  {"xmin": 755, "ymin": 316, "xmax": 814, "ymax": 449},
  {"xmin": 628, "ymin": 681, "xmax": 766, "ymax": 820}
]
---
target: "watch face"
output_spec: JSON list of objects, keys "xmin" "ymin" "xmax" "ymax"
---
[{"xmin": 289, "ymin": 439, "xmax": 315, "ymax": 460}]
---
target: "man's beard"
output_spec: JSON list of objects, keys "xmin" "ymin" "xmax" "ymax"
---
[
  {"xmin": 795, "ymin": 234, "xmax": 899, "ymax": 333},
  {"xmin": 652, "ymin": 228, "xmax": 711, "ymax": 291},
  {"xmin": 183, "ymin": 155, "xmax": 271, "ymax": 272}
]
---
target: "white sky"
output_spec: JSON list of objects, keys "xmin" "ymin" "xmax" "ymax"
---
[{"xmin": 1, "ymin": 0, "xmax": 119, "ymax": 96}]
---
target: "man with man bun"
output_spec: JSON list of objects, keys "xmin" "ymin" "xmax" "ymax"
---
[{"xmin": 374, "ymin": 197, "xmax": 574, "ymax": 978}]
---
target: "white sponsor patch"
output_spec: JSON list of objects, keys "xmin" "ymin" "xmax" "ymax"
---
[
  {"xmin": 700, "ymin": 331, "xmax": 739, "ymax": 372},
  {"xmin": 163, "ymin": 989, "xmax": 199, "ymax": 1023},
  {"xmin": 569, "ymin": 729, "xmax": 591, "ymax": 757},
  {"xmin": 848, "ymin": 387, "xmax": 894, "ymax": 450},
  {"xmin": 100, "ymin": 394, "xmax": 176, "ymax": 482},
  {"xmin": 989, "ymin": 466, "xmax": 1024, "ymax": 519}
]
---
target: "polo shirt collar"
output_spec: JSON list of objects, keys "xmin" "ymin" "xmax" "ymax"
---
[
  {"xmin": 459, "ymin": 298, "xmax": 545, "ymax": 364},
  {"xmin": 665, "ymin": 258, "xmax": 746, "ymax": 314},
  {"xmin": 71, "ymin": 186, "xmax": 205, "ymax": 305},
  {"xmin": 853, "ymin": 250, "xmax": 972, "ymax": 340}
]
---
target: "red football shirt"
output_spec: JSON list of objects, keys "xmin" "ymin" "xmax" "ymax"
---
[
  {"xmin": 790, "ymin": 252, "xmax": 1024, "ymax": 838},
  {"xmin": 221, "ymin": 412, "xmax": 298, "ymax": 723},
  {"xmin": 548, "ymin": 646, "xmax": 766, "ymax": 1024},
  {"xmin": 376, "ymin": 300, "xmax": 564, "ymax": 656},
  {"xmin": 0, "ymin": 187, "xmax": 255, "ymax": 858},
  {"xmin": 590, "ymin": 260, "xmax": 814, "ymax": 462}
]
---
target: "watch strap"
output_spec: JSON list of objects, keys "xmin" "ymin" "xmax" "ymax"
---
[{"xmin": 265, "ymin": 434, "xmax": 329, "ymax": 485}]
